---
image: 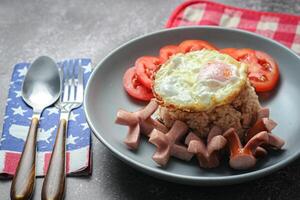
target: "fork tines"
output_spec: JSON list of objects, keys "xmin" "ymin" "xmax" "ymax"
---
[{"xmin": 60, "ymin": 59, "xmax": 84, "ymax": 104}]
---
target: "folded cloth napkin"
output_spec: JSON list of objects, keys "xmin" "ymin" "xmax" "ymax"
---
[
  {"xmin": 166, "ymin": 0, "xmax": 300, "ymax": 54},
  {"xmin": 0, "ymin": 58, "xmax": 92, "ymax": 177}
]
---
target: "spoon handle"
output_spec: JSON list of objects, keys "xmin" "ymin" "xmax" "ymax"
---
[
  {"xmin": 10, "ymin": 117, "xmax": 39, "ymax": 200},
  {"xmin": 42, "ymin": 119, "xmax": 67, "ymax": 200}
]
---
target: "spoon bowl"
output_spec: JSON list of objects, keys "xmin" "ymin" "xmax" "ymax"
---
[{"xmin": 22, "ymin": 56, "xmax": 61, "ymax": 111}]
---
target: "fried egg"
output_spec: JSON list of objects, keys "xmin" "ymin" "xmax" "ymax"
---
[{"xmin": 153, "ymin": 49, "xmax": 248, "ymax": 112}]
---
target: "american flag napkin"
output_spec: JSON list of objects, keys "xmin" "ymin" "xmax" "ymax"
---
[
  {"xmin": 0, "ymin": 58, "xmax": 92, "ymax": 177},
  {"xmin": 166, "ymin": 0, "xmax": 300, "ymax": 55}
]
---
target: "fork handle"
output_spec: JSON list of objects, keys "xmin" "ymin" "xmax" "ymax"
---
[
  {"xmin": 42, "ymin": 119, "xmax": 67, "ymax": 200},
  {"xmin": 11, "ymin": 117, "xmax": 39, "ymax": 200}
]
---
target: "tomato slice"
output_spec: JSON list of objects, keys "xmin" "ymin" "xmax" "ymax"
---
[
  {"xmin": 178, "ymin": 40, "xmax": 218, "ymax": 53},
  {"xmin": 135, "ymin": 56, "xmax": 161, "ymax": 89},
  {"xmin": 231, "ymin": 49, "xmax": 258, "ymax": 64},
  {"xmin": 159, "ymin": 45, "xmax": 179, "ymax": 63},
  {"xmin": 248, "ymin": 50, "xmax": 279, "ymax": 92},
  {"xmin": 229, "ymin": 49, "xmax": 279, "ymax": 92},
  {"xmin": 219, "ymin": 48, "xmax": 237, "ymax": 58},
  {"xmin": 123, "ymin": 67, "xmax": 153, "ymax": 101}
]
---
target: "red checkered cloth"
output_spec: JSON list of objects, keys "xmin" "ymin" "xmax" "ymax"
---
[{"xmin": 166, "ymin": 0, "xmax": 300, "ymax": 54}]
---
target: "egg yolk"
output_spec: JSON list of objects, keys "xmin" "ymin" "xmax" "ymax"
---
[{"xmin": 198, "ymin": 61, "xmax": 233, "ymax": 82}]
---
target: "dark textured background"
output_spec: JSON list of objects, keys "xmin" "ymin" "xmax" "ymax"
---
[{"xmin": 1, "ymin": 0, "xmax": 300, "ymax": 199}]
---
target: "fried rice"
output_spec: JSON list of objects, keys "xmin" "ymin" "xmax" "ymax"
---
[{"xmin": 158, "ymin": 80, "xmax": 261, "ymax": 140}]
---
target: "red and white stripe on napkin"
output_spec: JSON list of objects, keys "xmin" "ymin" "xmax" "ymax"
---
[
  {"xmin": 166, "ymin": 0, "xmax": 300, "ymax": 54},
  {"xmin": 0, "ymin": 147, "xmax": 90, "ymax": 176}
]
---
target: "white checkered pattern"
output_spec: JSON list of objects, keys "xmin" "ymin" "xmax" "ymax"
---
[{"xmin": 220, "ymin": 9, "xmax": 242, "ymax": 27}]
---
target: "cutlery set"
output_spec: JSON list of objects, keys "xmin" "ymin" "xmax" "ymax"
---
[{"xmin": 10, "ymin": 56, "xmax": 84, "ymax": 200}]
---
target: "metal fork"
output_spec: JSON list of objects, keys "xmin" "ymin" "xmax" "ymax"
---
[{"xmin": 41, "ymin": 59, "xmax": 84, "ymax": 200}]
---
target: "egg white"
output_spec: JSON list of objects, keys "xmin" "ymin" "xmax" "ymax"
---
[{"xmin": 153, "ymin": 49, "xmax": 248, "ymax": 112}]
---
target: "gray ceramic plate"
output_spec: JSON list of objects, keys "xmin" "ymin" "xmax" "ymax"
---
[{"xmin": 84, "ymin": 26, "xmax": 300, "ymax": 185}]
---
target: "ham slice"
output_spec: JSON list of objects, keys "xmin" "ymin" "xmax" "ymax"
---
[
  {"xmin": 246, "ymin": 118, "xmax": 277, "ymax": 141},
  {"xmin": 185, "ymin": 126, "xmax": 227, "ymax": 168},
  {"xmin": 257, "ymin": 107, "xmax": 270, "ymax": 121},
  {"xmin": 248, "ymin": 107, "xmax": 271, "ymax": 158},
  {"xmin": 224, "ymin": 128, "xmax": 284, "ymax": 170},
  {"xmin": 268, "ymin": 134, "xmax": 285, "ymax": 149},
  {"xmin": 116, "ymin": 103, "xmax": 285, "ymax": 170},
  {"xmin": 115, "ymin": 99, "xmax": 168, "ymax": 149},
  {"xmin": 245, "ymin": 107, "xmax": 284, "ymax": 158},
  {"xmin": 149, "ymin": 120, "xmax": 193, "ymax": 166},
  {"xmin": 254, "ymin": 147, "xmax": 268, "ymax": 158}
]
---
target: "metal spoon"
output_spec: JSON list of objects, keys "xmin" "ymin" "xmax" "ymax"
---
[{"xmin": 10, "ymin": 56, "xmax": 61, "ymax": 200}]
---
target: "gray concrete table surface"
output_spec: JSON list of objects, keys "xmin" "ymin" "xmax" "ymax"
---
[{"xmin": 1, "ymin": 0, "xmax": 300, "ymax": 199}]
